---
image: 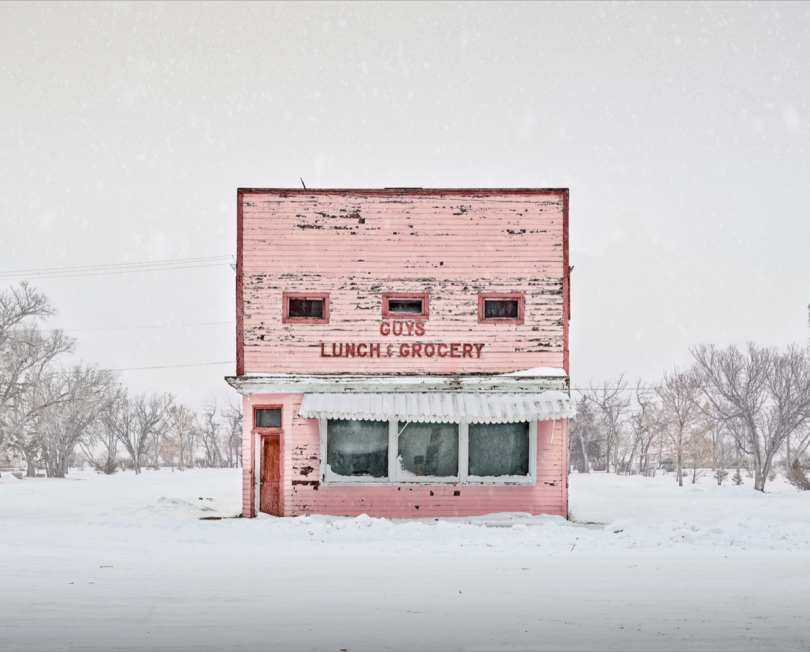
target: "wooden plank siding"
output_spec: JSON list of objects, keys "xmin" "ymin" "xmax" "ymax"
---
[
  {"xmin": 236, "ymin": 189, "xmax": 570, "ymax": 518},
  {"xmin": 240, "ymin": 191, "xmax": 567, "ymax": 375},
  {"xmin": 242, "ymin": 392, "xmax": 568, "ymax": 518}
]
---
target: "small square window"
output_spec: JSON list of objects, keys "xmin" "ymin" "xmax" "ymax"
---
[
  {"xmin": 388, "ymin": 299, "xmax": 423, "ymax": 314},
  {"xmin": 283, "ymin": 293, "xmax": 329, "ymax": 324},
  {"xmin": 255, "ymin": 408, "xmax": 281, "ymax": 429},
  {"xmin": 382, "ymin": 293, "xmax": 429, "ymax": 319},
  {"xmin": 485, "ymin": 300, "xmax": 518, "ymax": 319},
  {"xmin": 478, "ymin": 293, "xmax": 524, "ymax": 324}
]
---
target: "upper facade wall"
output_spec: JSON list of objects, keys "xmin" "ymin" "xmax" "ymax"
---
[{"xmin": 238, "ymin": 189, "xmax": 569, "ymax": 376}]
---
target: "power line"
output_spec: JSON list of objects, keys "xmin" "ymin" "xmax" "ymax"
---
[
  {"xmin": 0, "ymin": 263, "xmax": 231, "ymax": 281},
  {"xmin": 56, "ymin": 320, "xmax": 235, "ymax": 333},
  {"xmin": 1, "ymin": 255, "xmax": 231, "ymax": 275},
  {"xmin": 0, "ymin": 256, "xmax": 233, "ymax": 281},
  {"xmin": 571, "ymin": 387, "xmax": 659, "ymax": 391},
  {"xmin": 109, "ymin": 361, "xmax": 235, "ymax": 371}
]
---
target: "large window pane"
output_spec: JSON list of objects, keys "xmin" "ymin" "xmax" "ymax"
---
[
  {"xmin": 468, "ymin": 422, "xmax": 530, "ymax": 477},
  {"xmin": 327, "ymin": 419, "xmax": 388, "ymax": 478},
  {"xmin": 398, "ymin": 422, "xmax": 459, "ymax": 477}
]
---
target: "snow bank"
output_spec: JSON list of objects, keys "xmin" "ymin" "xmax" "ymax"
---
[
  {"xmin": 3, "ymin": 467, "xmax": 810, "ymax": 552},
  {"xmin": 3, "ymin": 468, "xmax": 810, "ymax": 650}
]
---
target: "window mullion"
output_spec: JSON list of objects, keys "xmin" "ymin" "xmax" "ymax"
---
[
  {"xmin": 319, "ymin": 417, "xmax": 327, "ymax": 482},
  {"xmin": 388, "ymin": 418, "xmax": 398, "ymax": 482},
  {"xmin": 459, "ymin": 421, "xmax": 469, "ymax": 482}
]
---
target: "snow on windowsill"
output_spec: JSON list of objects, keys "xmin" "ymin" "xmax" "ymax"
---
[
  {"xmin": 322, "ymin": 463, "xmax": 386, "ymax": 484},
  {"xmin": 322, "ymin": 462, "xmax": 535, "ymax": 486},
  {"xmin": 465, "ymin": 475, "xmax": 534, "ymax": 485},
  {"xmin": 396, "ymin": 456, "xmax": 458, "ymax": 483}
]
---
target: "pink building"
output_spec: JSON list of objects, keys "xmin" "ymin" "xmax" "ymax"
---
[{"xmin": 226, "ymin": 189, "xmax": 573, "ymax": 519}]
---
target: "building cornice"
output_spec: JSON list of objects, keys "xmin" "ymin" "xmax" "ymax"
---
[{"xmin": 225, "ymin": 372, "xmax": 569, "ymax": 395}]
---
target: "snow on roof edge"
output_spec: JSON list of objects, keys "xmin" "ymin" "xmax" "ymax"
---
[{"xmin": 499, "ymin": 367, "xmax": 567, "ymax": 377}]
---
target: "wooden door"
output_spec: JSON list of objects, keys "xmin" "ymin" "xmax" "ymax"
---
[{"xmin": 260, "ymin": 436, "xmax": 281, "ymax": 516}]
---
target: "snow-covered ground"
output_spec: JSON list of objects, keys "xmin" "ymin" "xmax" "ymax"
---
[{"xmin": 2, "ymin": 468, "xmax": 809, "ymax": 651}]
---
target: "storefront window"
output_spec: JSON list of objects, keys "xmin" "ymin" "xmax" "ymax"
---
[
  {"xmin": 319, "ymin": 416, "xmax": 537, "ymax": 485},
  {"xmin": 468, "ymin": 422, "xmax": 530, "ymax": 477},
  {"xmin": 326, "ymin": 419, "xmax": 389, "ymax": 478},
  {"xmin": 398, "ymin": 422, "xmax": 458, "ymax": 477}
]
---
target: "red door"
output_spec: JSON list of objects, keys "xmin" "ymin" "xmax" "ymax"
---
[{"xmin": 260, "ymin": 436, "xmax": 281, "ymax": 516}]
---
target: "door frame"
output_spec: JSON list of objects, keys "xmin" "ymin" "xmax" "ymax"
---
[{"xmin": 252, "ymin": 404, "xmax": 284, "ymax": 517}]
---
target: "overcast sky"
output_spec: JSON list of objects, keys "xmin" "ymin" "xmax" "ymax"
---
[{"xmin": 1, "ymin": 1, "xmax": 808, "ymax": 406}]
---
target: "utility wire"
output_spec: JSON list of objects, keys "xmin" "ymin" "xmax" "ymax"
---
[
  {"xmin": 52, "ymin": 320, "xmax": 235, "ymax": 333},
  {"xmin": 0, "ymin": 256, "xmax": 232, "ymax": 281},
  {"xmin": 571, "ymin": 387, "xmax": 659, "ymax": 391},
  {"xmin": 1, "ymin": 255, "xmax": 231, "ymax": 274},
  {"xmin": 108, "ymin": 361, "xmax": 235, "ymax": 371},
  {"xmin": 0, "ymin": 263, "xmax": 230, "ymax": 281}
]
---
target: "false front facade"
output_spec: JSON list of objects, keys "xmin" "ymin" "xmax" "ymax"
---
[{"xmin": 226, "ymin": 188, "xmax": 572, "ymax": 518}]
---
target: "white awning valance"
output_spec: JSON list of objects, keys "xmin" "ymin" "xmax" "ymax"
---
[{"xmin": 298, "ymin": 392, "xmax": 572, "ymax": 424}]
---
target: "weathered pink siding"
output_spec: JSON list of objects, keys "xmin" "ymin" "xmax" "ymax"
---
[
  {"xmin": 234, "ymin": 189, "xmax": 570, "ymax": 519},
  {"xmin": 242, "ymin": 393, "xmax": 568, "ymax": 518},
  {"xmin": 239, "ymin": 190, "xmax": 567, "ymax": 375}
]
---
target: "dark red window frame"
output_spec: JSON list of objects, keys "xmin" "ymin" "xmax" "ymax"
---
[
  {"xmin": 382, "ymin": 292, "xmax": 429, "ymax": 319},
  {"xmin": 478, "ymin": 293, "xmax": 525, "ymax": 324},
  {"xmin": 282, "ymin": 292, "xmax": 330, "ymax": 324},
  {"xmin": 253, "ymin": 405, "xmax": 284, "ymax": 434}
]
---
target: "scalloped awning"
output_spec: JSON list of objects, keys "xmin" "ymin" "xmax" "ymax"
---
[{"xmin": 298, "ymin": 391, "xmax": 572, "ymax": 424}]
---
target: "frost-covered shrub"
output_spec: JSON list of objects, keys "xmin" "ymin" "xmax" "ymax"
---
[
  {"xmin": 93, "ymin": 457, "xmax": 119, "ymax": 475},
  {"xmin": 732, "ymin": 468, "xmax": 744, "ymax": 486},
  {"xmin": 714, "ymin": 468, "xmax": 728, "ymax": 485},
  {"xmin": 786, "ymin": 459, "xmax": 810, "ymax": 492}
]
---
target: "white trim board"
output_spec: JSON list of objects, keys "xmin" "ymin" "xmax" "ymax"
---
[{"xmin": 227, "ymin": 373, "xmax": 568, "ymax": 396}]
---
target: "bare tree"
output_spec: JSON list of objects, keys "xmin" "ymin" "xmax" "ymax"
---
[
  {"xmin": 107, "ymin": 392, "xmax": 174, "ymax": 474},
  {"xmin": 0, "ymin": 283, "xmax": 73, "ymax": 457},
  {"xmin": 692, "ymin": 343, "xmax": 810, "ymax": 492},
  {"xmin": 36, "ymin": 365, "xmax": 117, "ymax": 478},
  {"xmin": 199, "ymin": 402, "xmax": 222, "ymax": 468},
  {"xmin": 582, "ymin": 374, "xmax": 630, "ymax": 473},
  {"xmin": 654, "ymin": 368, "xmax": 711, "ymax": 486},
  {"xmin": 627, "ymin": 383, "xmax": 658, "ymax": 473},
  {"xmin": 569, "ymin": 396, "xmax": 598, "ymax": 473},
  {"xmin": 0, "ymin": 282, "xmax": 52, "ymax": 334},
  {"xmin": 81, "ymin": 414, "xmax": 121, "ymax": 474},
  {"xmin": 165, "ymin": 404, "xmax": 198, "ymax": 470},
  {"xmin": 220, "ymin": 399, "xmax": 243, "ymax": 468}
]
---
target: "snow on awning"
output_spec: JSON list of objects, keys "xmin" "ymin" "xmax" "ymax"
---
[{"xmin": 298, "ymin": 392, "xmax": 572, "ymax": 424}]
